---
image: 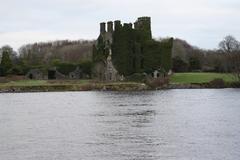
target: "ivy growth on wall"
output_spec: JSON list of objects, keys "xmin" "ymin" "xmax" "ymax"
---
[{"xmin": 93, "ymin": 17, "xmax": 173, "ymax": 76}]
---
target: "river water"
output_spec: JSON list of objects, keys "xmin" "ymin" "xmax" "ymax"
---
[{"xmin": 0, "ymin": 89, "xmax": 240, "ymax": 160}]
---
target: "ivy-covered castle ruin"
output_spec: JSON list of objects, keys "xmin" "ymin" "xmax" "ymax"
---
[{"xmin": 93, "ymin": 17, "xmax": 173, "ymax": 81}]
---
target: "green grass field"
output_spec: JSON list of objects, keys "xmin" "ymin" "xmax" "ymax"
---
[
  {"xmin": 0, "ymin": 73, "xmax": 238, "ymax": 91},
  {"xmin": 0, "ymin": 79, "xmax": 91, "ymax": 87},
  {"xmin": 170, "ymin": 73, "xmax": 236, "ymax": 84},
  {"xmin": 0, "ymin": 79, "xmax": 147, "ymax": 92}
]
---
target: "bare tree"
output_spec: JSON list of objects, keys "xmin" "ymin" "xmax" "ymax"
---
[
  {"xmin": 18, "ymin": 40, "xmax": 94, "ymax": 65},
  {"xmin": 230, "ymin": 53, "xmax": 240, "ymax": 81},
  {"xmin": 219, "ymin": 35, "xmax": 240, "ymax": 81},
  {"xmin": 219, "ymin": 35, "xmax": 240, "ymax": 54}
]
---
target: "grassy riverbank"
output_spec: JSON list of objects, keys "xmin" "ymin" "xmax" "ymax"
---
[
  {"xmin": 0, "ymin": 79, "xmax": 148, "ymax": 92},
  {"xmin": 0, "ymin": 73, "xmax": 239, "ymax": 92},
  {"xmin": 0, "ymin": 79, "xmax": 90, "ymax": 87},
  {"xmin": 170, "ymin": 72, "xmax": 236, "ymax": 84}
]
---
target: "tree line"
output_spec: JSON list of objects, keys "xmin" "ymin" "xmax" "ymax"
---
[
  {"xmin": 0, "ymin": 36, "xmax": 240, "ymax": 81},
  {"xmin": 0, "ymin": 40, "xmax": 94, "ymax": 76},
  {"xmin": 171, "ymin": 35, "xmax": 240, "ymax": 80}
]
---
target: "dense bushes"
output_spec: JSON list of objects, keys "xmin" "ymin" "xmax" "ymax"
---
[
  {"xmin": 8, "ymin": 66, "xmax": 24, "ymax": 75},
  {"xmin": 208, "ymin": 78, "xmax": 225, "ymax": 88},
  {"xmin": 54, "ymin": 63, "xmax": 76, "ymax": 75},
  {"xmin": 189, "ymin": 57, "xmax": 201, "ymax": 71},
  {"xmin": 0, "ymin": 66, "xmax": 5, "ymax": 76},
  {"xmin": 126, "ymin": 73, "xmax": 147, "ymax": 82},
  {"xmin": 53, "ymin": 61, "xmax": 93, "ymax": 76},
  {"xmin": 146, "ymin": 77, "xmax": 169, "ymax": 88},
  {"xmin": 79, "ymin": 61, "xmax": 93, "ymax": 75},
  {"xmin": 229, "ymin": 81, "xmax": 240, "ymax": 88},
  {"xmin": 172, "ymin": 57, "xmax": 189, "ymax": 72},
  {"xmin": 205, "ymin": 78, "xmax": 240, "ymax": 88},
  {"xmin": 172, "ymin": 56, "xmax": 201, "ymax": 72}
]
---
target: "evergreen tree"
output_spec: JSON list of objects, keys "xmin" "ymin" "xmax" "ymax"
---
[
  {"xmin": 1, "ymin": 50, "xmax": 12, "ymax": 75},
  {"xmin": 0, "ymin": 65, "xmax": 4, "ymax": 76}
]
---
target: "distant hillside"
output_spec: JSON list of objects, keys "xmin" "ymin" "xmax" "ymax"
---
[
  {"xmin": 19, "ymin": 40, "xmax": 95, "ymax": 65},
  {"xmin": 172, "ymin": 38, "xmax": 197, "ymax": 61},
  {"xmin": 171, "ymin": 38, "xmax": 205, "ymax": 72}
]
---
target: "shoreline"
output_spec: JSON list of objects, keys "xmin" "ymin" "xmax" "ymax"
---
[
  {"xmin": 1, "ymin": 72, "xmax": 239, "ymax": 93},
  {"xmin": 0, "ymin": 82, "xmax": 239, "ymax": 93}
]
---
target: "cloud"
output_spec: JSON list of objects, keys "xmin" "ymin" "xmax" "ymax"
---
[
  {"xmin": 1, "ymin": 0, "xmax": 240, "ymax": 50},
  {"xmin": 0, "ymin": 31, "xmax": 95, "ymax": 51}
]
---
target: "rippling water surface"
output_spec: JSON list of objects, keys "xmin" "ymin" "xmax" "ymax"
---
[{"xmin": 0, "ymin": 89, "xmax": 240, "ymax": 160}]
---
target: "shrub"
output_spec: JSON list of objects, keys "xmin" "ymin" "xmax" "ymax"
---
[
  {"xmin": 189, "ymin": 57, "xmax": 201, "ymax": 71},
  {"xmin": 53, "ymin": 61, "xmax": 93, "ymax": 76},
  {"xmin": 172, "ymin": 57, "xmax": 189, "ymax": 72},
  {"xmin": 146, "ymin": 77, "xmax": 169, "ymax": 88},
  {"xmin": 229, "ymin": 81, "xmax": 240, "ymax": 88},
  {"xmin": 79, "ymin": 61, "xmax": 93, "ymax": 75},
  {"xmin": 126, "ymin": 73, "xmax": 147, "ymax": 82},
  {"xmin": 208, "ymin": 78, "xmax": 225, "ymax": 88},
  {"xmin": 55, "ymin": 63, "xmax": 77, "ymax": 75},
  {"xmin": 0, "ymin": 66, "xmax": 5, "ymax": 76},
  {"xmin": 8, "ymin": 66, "xmax": 24, "ymax": 75}
]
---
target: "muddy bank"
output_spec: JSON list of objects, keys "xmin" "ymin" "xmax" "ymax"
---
[
  {"xmin": 165, "ymin": 82, "xmax": 240, "ymax": 89},
  {"xmin": 0, "ymin": 82, "xmax": 240, "ymax": 93},
  {"xmin": 0, "ymin": 82, "xmax": 150, "ymax": 93}
]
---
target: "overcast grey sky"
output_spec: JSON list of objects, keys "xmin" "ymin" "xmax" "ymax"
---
[{"xmin": 0, "ymin": 0, "xmax": 240, "ymax": 51}]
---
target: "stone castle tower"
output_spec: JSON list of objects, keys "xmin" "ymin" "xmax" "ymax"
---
[
  {"xmin": 93, "ymin": 16, "xmax": 173, "ymax": 81},
  {"xmin": 93, "ymin": 21, "xmax": 118, "ymax": 81},
  {"xmin": 134, "ymin": 17, "xmax": 152, "ymax": 40},
  {"xmin": 97, "ymin": 16, "xmax": 152, "ymax": 48}
]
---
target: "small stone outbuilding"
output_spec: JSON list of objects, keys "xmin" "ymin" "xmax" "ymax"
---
[
  {"xmin": 48, "ymin": 67, "xmax": 66, "ymax": 80},
  {"xmin": 152, "ymin": 68, "xmax": 166, "ymax": 79},
  {"xmin": 69, "ymin": 67, "xmax": 83, "ymax": 79},
  {"xmin": 26, "ymin": 69, "xmax": 44, "ymax": 79}
]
